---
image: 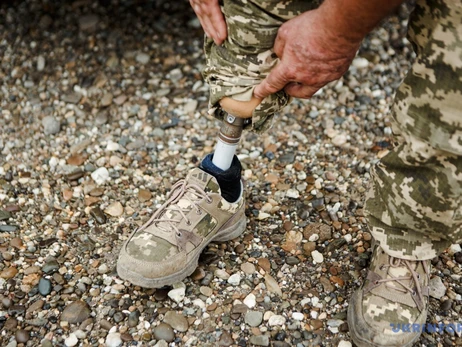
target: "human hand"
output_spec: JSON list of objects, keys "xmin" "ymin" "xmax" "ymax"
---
[
  {"xmin": 189, "ymin": 0, "xmax": 227, "ymax": 45},
  {"xmin": 254, "ymin": 9, "xmax": 361, "ymax": 99}
]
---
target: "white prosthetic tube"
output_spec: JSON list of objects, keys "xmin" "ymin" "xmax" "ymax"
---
[{"xmin": 212, "ymin": 114, "xmax": 244, "ymax": 171}]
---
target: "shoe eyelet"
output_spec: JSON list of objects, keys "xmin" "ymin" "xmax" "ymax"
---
[
  {"xmin": 374, "ymin": 280, "xmax": 379, "ymax": 285},
  {"xmin": 176, "ymin": 231, "xmax": 182, "ymax": 237},
  {"xmin": 417, "ymin": 274, "xmax": 421, "ymax": 280},
  {"xmin": 196, "ymin": 209, "xmax": 202, "ymax": 215},
  {"xmin": 206, "ymin": 197, "xmax": 213, "ymax": 204},
  {"xmin": 186, "ymin": 220, "xmax": 191, "ymax": 226},
  {"xmin": 379, "ymin": 265, "xmax": 384, "ymax": 270},
  {"xmin": 412, "ymin": 291, "xmax": 416, "ymax": 296}
]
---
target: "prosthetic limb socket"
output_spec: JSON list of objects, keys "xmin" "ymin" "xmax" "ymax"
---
[{"xmin": 212, "ymin": 114, "xmax": 245, "ymax": 171}]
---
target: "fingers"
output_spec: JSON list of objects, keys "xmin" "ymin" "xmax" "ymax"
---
[
  {"xmin": 253, "ymin": 64, "xmax": 290, "ymax": 99},
  {"xmin": 284, "ymin": 82, "xmax": 319, "ymax": 99},
  {"xmin": 190, "ymin": 0, "xmax": 227, "ymax": 45}
]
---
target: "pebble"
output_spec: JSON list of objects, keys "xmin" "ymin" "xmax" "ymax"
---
[
  {"xmin": 311, "ymin": 250, "xmax": 324, "ymax": 263},
  {"xmin": 245, "ymin": 311, "xmax": 263, "ymax": 327},
  {"xmin": 91, "ymin": 167, "xmax": 110, "ymax": 185},
  {"xmin": 38, "ymin": 278, "xmax": 52, "ymax": 296},
  {"xmin": 15, "ymin": 330, "xmax": 30, "ymax": 343},
  {"xmin": 136, "ymin": 52, "xmax": 150, "ymax": 64},
  {"xmin": 244, "ymin": 293, "xmax": 256, "ymax": 308},
  {"xmin": 64, "ymin": 333, "xmax": 78, "ymax": 347},
  {"xmin": 241, "ymin": 262, "xmax": 256, "ymax": 274},
  {"xmin": 153, "ymin": 323, "xmax": 175, "ymax": 342},
  {"xmin": 228, "ymin": 273, "xmax": 241, "ymax": 286},
  {"xmin": 429, "ymin": 276, "xmax": 446, "ymax": 299},
  {"xmin": 42, "ymin": 116, "xmax": 60, "ymax": 135},
  {"xmin": 338, "ymin": 341, "xmax": 352, "ymax": 347},
  {"xmin": 265, "ymin": 274, "xmax": 282, "ymax": 297},
  {"xmin": 249, "ymin": 335, "xmax": 269, "ymax": 346},
  {"xmin": 292, "ymin": 312, "xmax": 304, "ymax": 321},
  {"xmin": 104, "ymin": 202, "xmax": 124, "ymax": 217},
  {"xmin": 200, "ymin": 286, "xmax": 213, "ymax": 297},
  {"xmin": 163, "ymin": 311, "xmax": 189, "ymax": 332},
  {"xmin": 168, "ymin": 287, "xmax": 185, "ymax": 303},
  {"xmin": 105, "ymin": 332, "xmax": 122, "ymax": 347},
  {"xmin": 60, "ymin": 301, "xmax": 91, "ymax": 324},
  {"xmin": 268, "ymin": 315, "xmax": 286, "ymax": 326}
]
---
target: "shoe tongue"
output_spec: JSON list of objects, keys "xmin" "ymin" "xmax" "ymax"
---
[{"xmin": 185, "ymin": 168, "xmax": 221, "ymax": 195}]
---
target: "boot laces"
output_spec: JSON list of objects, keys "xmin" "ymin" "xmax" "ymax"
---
[
  {"xmin": 137, "ymin": 179, "xmax": 212, "ymax": 235},
  {"xmin": 376, "ymin": 254, "xmax": 430, "ymax": 305}
]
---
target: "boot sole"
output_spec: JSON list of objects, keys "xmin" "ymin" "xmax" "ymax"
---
[
  {"xmin": 117, "ymin": 213, "xmax": 246, "ymax": 288},
  {"xmin": 348, "ymin": 291, "xmax": 423, "ymax": 347}
]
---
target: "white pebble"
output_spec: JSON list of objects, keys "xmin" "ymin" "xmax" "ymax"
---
[
  {"xmin": 344, "ymin": 234, "xmax": 352, "ymax": 243},
  {"xmin": 268, "ymin": 315, "xmax": 286, "ymax": 326},
  {"xmin": 352, "ymin": 57, "xmax": 369, "ymax": 69},
  {"xmin": 286, "ymin": 189, "xmax": 300, "ymax": 199},
  {"xmin": 91, "ymin": 167, "xmax": 110, "ymax": 185},
  {"xmin": 338, "ymin": 341, "xmax": 352, "ymax": 347},
  {"xmin": 105, "ymin": 332, "xmax": 122, "ymax": 347},
  {"xmin": 65, "ymin": 333, "xmax": 78, "ymax": 347},
  {"xmin": 311, "ymin": 250, "xmax": 324, "ymax": 264},
  {"xmin": 308, "ymin": 234, "xmax": 319, "ymax": 242},
  {"xmin": 292, "ymin": 312, "xmax": 304, "ymax": 321},
  {"xmin": 227, "ymin": 273, "xmax": 241, "ymax": 286},
  {"xmin": 243, "ymin": 293, "xmax": 256, "ymax": 308},
  {"xmin": 168, "ymin": 287, "xmax": 186, "ymax": 303},
  {"xmin": 106, "ymin": 141, "xmax": 120, "ymax": 151},
  {"xmin": 448, "ymin": 244, "xmax": 461, "ymax": 256}
]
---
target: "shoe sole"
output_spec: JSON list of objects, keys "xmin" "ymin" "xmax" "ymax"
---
[
  {"xmin": 117, "ymin": 213, "xmax": 246, "ymax": 288},
  {"xmin": 348, "ymin": 291, "xmax": 422, "ymax": 347}
]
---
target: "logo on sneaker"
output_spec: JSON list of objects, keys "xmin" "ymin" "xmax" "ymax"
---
[{"xmin": 390, "ymin": 322, "xmax": 462, "ymax": 334}]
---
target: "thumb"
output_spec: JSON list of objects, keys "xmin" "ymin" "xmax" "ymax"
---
[{"xmin": 254, "ymin": 63, "xmax": 289, "ymax": 99}]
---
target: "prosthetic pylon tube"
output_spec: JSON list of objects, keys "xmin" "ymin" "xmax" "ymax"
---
[{"xmin": 212, "ymin": 113, "xmax": 245, "ymax": 170}]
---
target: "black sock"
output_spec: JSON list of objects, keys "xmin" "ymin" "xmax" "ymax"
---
[{"xmin": 200, "ymin": 154, "xmax": 242, "ymax": 203}]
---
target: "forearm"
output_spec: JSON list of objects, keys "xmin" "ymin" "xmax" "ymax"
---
[{"xmin": 318, "ymin": 0, "xmax": 407, "ymax": 44}]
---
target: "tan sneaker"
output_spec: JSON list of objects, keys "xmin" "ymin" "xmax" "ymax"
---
[
  {"xmin": 117, "ymin": 168, "xmax": 246, "ymax": 288},
  {"xmin": 348, "ymin": 244, "xmax": 431, "ymax": 347}
]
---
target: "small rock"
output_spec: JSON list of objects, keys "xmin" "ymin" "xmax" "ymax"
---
[
  {"xmin": 168, "ymin": 287, "xmax": 185, "ymax": 303},
  {"xmin": 249, "ymin": 335, "xmax": 269, "ymax": 346},
  {"xmin": 15, "ymin": 330, "xmax": 30, "ymax": 343},
  {"xmin": 241, "ymin": 262, "xmax": 256, "ymax": 274},
  {"xmin": 153, "ymin": 323, "xmax": 175, "ymax": 342},
  {"xmin": 37, "ymin": 55, "xmax": 45, "ymax": 71},
  {"xmin": 265, "ymin": 274, "xmax": 282, "ymax": 297},
  {"xmin": 91, "ymin": 167, "xmax": 110, "ymax": 185},
  {"xmin": 136, "ymin": 52, "xmax": 150, "ymax": 65},
  {"xmin": 61, "ymin": 301, "xmax": 91, "ymax": 324},
  {"xmin": 268, "ymin": 315, "xmax": 286, "ymax": 326},
  {"xmin": 42, "ymin": 116, "xmax": 60, "ymax": 135},
  {"xmin": 352, "ymin": 57, "xmax": 369, "ymax": 69},
  {"xmin": 245, "ymin": 311, "xmax": 263, "ymax": 327},
  {"xmin": 138, "ymin": 189, "xmax": 152, "ymax": 202},
  {"xmin": 105, "ymin": 332, "xmax": 122, "ymax": 347},
  {"xmin": 311, "ymin": 250, "xmax": 324, "ymax": 264},
  {"xmin": 104, "ymin": 202, "xmax": 124, "ymax": 217},
  {"xmin": 38, "ymin": 278, "xmax": 52, "ymax": 296},
  {"xmin": 429, "ymin": 276, "xmax": 446, "ymax": 299},
  {"xmin": 79, "ymin": 14, "xmax": 99, "ymax": 31},
  {"xmin": 243, "ymin": 293, "xmax": 256, "ymax": 308},
  {"xmin": 90, "ymin": 206, "xmax": 106, "ymax": 224},
  {"xmin": 1, "ymin": 267, "xmax": 18, "ymax": 279},
  {"xmin": 228, "ymin": 273, "xmax": 241, "ymax": 286},
  {"xmin": 101, "ymin": 93, "xmax": 113, "ymax": 107},
  {"xmin": 163, "ymin": 311, "xmax": 189, "ymax": 332},
  {"xmin": 65, "ymin": 333, "xmax": 78, "ymax": 347}
]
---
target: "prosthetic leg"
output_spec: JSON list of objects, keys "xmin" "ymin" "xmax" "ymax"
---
[
  {"xmin": 200, "ymin": 96, "xmax": 261, "ymax": 202},
  {"xmin": 212, "ymin": 96, "xmax": 261, "ymax": 170}
]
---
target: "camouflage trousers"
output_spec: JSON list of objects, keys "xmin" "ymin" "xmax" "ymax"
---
[
  {"xmin": 365, "ymin": 0, "xmax": 462, "ymax": 260},
  {"xmin": 203, "ymin": 0, "xmax": 462, "ymax": 260},
  {"xmin": 203, "ymin": 0, "xmax": 321, "ymax": 132}
]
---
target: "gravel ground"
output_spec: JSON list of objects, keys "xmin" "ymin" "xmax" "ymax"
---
[{"xmin": 1, "ymin": 1, "xmax": 462, "ymax": 347}]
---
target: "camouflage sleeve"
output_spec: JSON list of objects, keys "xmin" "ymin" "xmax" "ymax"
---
[
  {"xmin": 202, "ymin": 0, "xmax": 321, "ymax": 133},
  {"xmin": 365, "ymin": 0, "xmax": 462, "ymax": 260}
]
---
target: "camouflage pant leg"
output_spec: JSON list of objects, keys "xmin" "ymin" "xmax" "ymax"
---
[
  {"xmin": 365, "ymin": 0, "xmax": 462, "ymax": 261},
  {"xmin": 203, "ymin": 0, "xmax": 321, "ymax": 133}
]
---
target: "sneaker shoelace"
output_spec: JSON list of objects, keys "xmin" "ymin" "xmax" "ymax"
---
[
  {"xmin": 376, "ymin": 254, "xmax": 430, "ymax": 307},
  {"xmin": 137, "ymin": 179, "xmax": 213, "ymax": 235}
]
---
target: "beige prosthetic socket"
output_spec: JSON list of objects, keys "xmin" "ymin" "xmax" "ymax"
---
[{"xmin": 212, "ymin": 96, "xmax": 262, "ymax": 170}]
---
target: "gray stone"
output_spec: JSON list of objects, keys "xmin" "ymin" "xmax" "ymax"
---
[
  {"xmin": 163, "ymin": 311, "xmax": 189, "ymax": 332},
  {"xmin": 249, "ymin": 335, "xmax": 269, "ymax": 346},
  {"xmin": 429, "ymin": 276, "xmax": 446, "ymax": 299},
  {"xmin": 153, "ymin": 323, "xmax": 175, "ymax": 342},
  {"xmin": 38, "ymin": 278, "xmax": 52, "ymax": 296},
  {"xmin": 136, "ymin": 52, "xmax": 150, "ymax": 65},
  {"xmin": 244, "ymin": 311, "xmax": 263, "ymax": 327},
  {"xmin": 42, "ymin": 116, "xmax": 61, "ymax": 135}
]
